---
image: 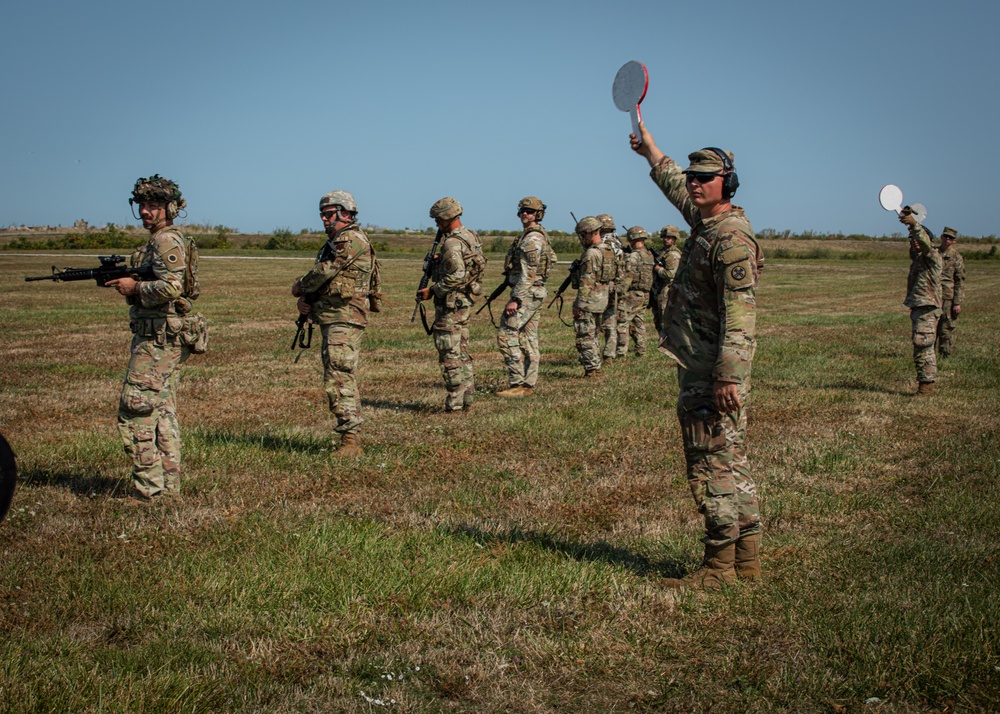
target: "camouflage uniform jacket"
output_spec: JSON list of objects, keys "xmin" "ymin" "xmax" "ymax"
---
[
  {"xmin": 504, "ymin": 226, "xmax": 555, "ymax": 303},
  {"xmin": 904, "ymin": 223, "xmax": 942, "ymax": 309},
  {"xmin": 298, "ymin": 222, "xmax": 373, "ymax": 328},
  {"xmin": 654, "ymin": 246, "xmax": 682, "ymax": 285},
  {"xmin": 432, "ymin": 226, "xmax": 485, "ymax": 302},
  {"xmin": 650, "ymin": 157, "xmax": 763, "ymax": 385},
  {"xmin": 128, "ymin": 226, "xmax": 188, "ymax": 319},
  {"xmin": 625, "ymin": 245, "xmax": 655, "ymax": 293},
  {"xmin": 602, "ymin": 234, "xmax": 626, "ymax": 296},
  {"xmin": 939, "ymin": 245, "xmax": 966, "ymax": 304},
  {"xmin": 573, "ymin": 243, "xmax": 615, "ymax": 314}
]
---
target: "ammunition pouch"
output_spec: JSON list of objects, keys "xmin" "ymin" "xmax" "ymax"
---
[{"xmin": 180, "ymin": 313, "xmax": 209, "ymax": 354}]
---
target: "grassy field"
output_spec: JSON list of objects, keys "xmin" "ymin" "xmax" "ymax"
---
[{"xmin": 1, "ymin": 246, "xmax": 998, "ymax": 713}]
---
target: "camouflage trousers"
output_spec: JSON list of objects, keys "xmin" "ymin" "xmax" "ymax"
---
[
  {"xmin": 573, "ymin": 310, "xmax": 602, "ymax": 373},
  {"xmin": 118, "ymin": 332, "xmax": 190, "ymax": 498},
  {"xmin": 434, "ymin": 301, "xmax": 474, "ymax": 411},
  {"xmin": 600, "ymin": 292, "xmax": 619, "ymax": 360},
  {"xmin": 497, "ymin": 291, "xmax": 544, "ymax": 388},
  {"xmin": 911, "ymin": 305, "xmax": 941, "ymax": 383},
  {"xmin": 615, "ymin": 290, "xmax": 649, "ymax": 357},
  {"xmin": 321, "ymin": 323, "xmax": 365, "ymax": 435},
  {"xmin": 652, "ymin": 286, "xmax": 669, "ymax": 337},
  {"xmin": 936, "ymin": 298, "xmax": 958, "ymax": 358},
  {"xmin": 677, "ymin": 368, "xmax": 761, "ymax": 547}
]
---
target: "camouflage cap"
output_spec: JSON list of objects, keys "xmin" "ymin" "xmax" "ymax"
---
[
  {"xmin": 941, "ymin": 227, "xmax": 958, "ymax": 240},
  {"xmin": 659, "ymin": 225, "xmax": 680, "ymax": 239},
  {"xmin": 626, "ymin": 226, "xmax": 648, "ymax": 242},
  {"xmin": 319, "ymin": 190, "xmax": 358, "ymax": 214},
  {"xmin": 596, "ymin": 214, "xmax": 615, "ymax": 232},
  {"xmin": 575, "ymin": 216, "xmax": 602, "ymax": 235},
  {"xmin": 130, "ymin": 174, "xmax": 182, "ymax": 206},
  {"xmin": 684, "ymin": 148, "xmax": 735, "ymax": 174},
  {"xmin": 430, "ymin": 197, "xmax": 463, "ymax": 221}
]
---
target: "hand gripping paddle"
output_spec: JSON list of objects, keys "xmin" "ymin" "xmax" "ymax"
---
[
  {"xmin": 613, "ymin": 60, "xmax": 648, "ymax": 142},
  {"xmin": 879, "ymin": 184, "xmax": 927, "ymax": 224}
]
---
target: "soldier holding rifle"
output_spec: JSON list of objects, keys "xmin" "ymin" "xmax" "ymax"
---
[
  {"xmin": 571, "ymin": 216, "xmax": 617, "ymax": 379},
  {"xmin": 495, "ymin": 197, "xmax": 557, "ymax": 397},
  {"xmin": 630, "ymin": 124, "xmax": 764, "ymax": 589},
  {"xmin": 651, "ymin": 225, "xmax": 682, "ymax": 333},
  {"xmin": 291, "ymin": 190, "xmax": 373, "ymax": 457},
  {"xmin": 105, "ymin": 175, "xmax": 206, "ymax": 500},
  {"xmin": 936, "ymin": 227, "xmax": 965, "ymax": 360},
  {"xmin": 416, "ymin": 198, "xmax": 487, "ymax": 412}
]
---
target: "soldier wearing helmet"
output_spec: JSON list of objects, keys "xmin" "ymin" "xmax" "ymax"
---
[
  {"xmin": 291, "ymin": 189, "xmax": 375, "ymax": 456},
  {"xmin": 416, "ymin": 197, "xmax": 487, "ymax": 412},
  {"xmin": 495, "ymin": 197, "xmax": 557, "ymax": 397},
  {"xmin": 614, "ymin": 227, "xmax": 656, "ymax": 358},
  {"xmin": 571, "ymin": 216, "xmax": 616, "ymax": 378},
  {"xmin": 899, "ymin": 210, "xmax": 943, "ymax": 395},
  {"xmin": 651, "ymin": 225, "xmax": 683, "ymax": 333},
  {"xmin": 107, "ymin": 175, "xmax": 206, "ymax": 500},
  {"xmin": 630, "ymin": 122, "xmax": 764, "ymax": 589},
  {"xmin": 935, "ymin": 226, "xmax": 964, "ymax": 361},
  {"xmin": 595, "ymin": 213, "xmax": 625, "ymax": 362}
]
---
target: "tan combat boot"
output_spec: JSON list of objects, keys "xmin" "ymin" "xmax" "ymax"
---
[
  {"xmin": 663, "ymin": 543, "xmax": 737, "ymax": 590},
  {"xmin": 333, "ymin": 432, "xmax": 363, "ymax": 458},
  {"xmin": 917, "ymin": 381, "xmax": 935, "ymax": 396},
  {"xmin": 734, "ymin": 534, "xmax": 761, "ymax": 581},
  {"xmin": 496, "ymin": 385, "xmax": 528, "ymax": 397},
  {"xmin": 584, "ymin": 369, "xmax": 602, "ymax": 379}
]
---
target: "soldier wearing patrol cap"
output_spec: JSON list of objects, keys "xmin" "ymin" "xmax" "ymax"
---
[
  {"xmin": 899, "ymin": 208, "xmax": 943, "ymax": 394},
  {"xmin": 107, "ymin": 175, "xmax": 206, "ymax": 500},
  {"xmin": 652, "ymin": 225, "xmax": 682, "ymax": 333},
  {"xmin": 936, "ymin": 227, "xmax": 965, "ymax": 360},
  {"xmin": 572, "ymin": 216, "xmax": 617, "ymax": 377},
  {"xmin": 292, "ymin": 190, "xmax": 374, "ymax": 456},
  {"xmin": 630, "ymin": 124, "xmax": 764, "ymax": 590},
  {"xmin": 417, "ymin": 197, "xmax": 487, "ymax": 412},
  {"xmin": 615, "ymin": 227, "xmax": 656, "ymax": 358},
  {"xmin": 496, "ymin": 197, "xmax": 557, "ymax": 397}
]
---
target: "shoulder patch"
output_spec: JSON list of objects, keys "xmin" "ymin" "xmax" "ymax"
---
[{"xmin": 724, "ymin": 259, "xmax": 755, "ymax": 290}]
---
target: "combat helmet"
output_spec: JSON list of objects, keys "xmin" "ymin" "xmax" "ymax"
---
[
  {"xmin": 575, "ymin": 216, "xmax": 602, "ymax": 236},
  {"xmin": 430, "ymin": 197, "xmax": 463, "ymax": 222},
  {"xmin": 130, "ymin": 174, "xmax": 186, "ymax": 218},
  {"xmin": 319, "ymin": 190, "xmax": 358, "ymax": 214},
  {"xmin": 596, "ymin": 214, "xmax": 615, "ymax": 234},
  {"xmin": 626, "ymin": 226, "xmax": 648, "ymax": 242},
  {"xmin": 659, "ymin": 225, "xmax": 680, "ymax": 240},
  {"xmin": 517, "ymin": 196, "xmax": 546, "ymax": 220}
]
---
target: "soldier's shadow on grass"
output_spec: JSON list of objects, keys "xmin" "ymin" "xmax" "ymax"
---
[
  {"xmin": 445, "ymin": 524, "xmax": 686, "ymax": 579},
  {"xmin": 361, "ymin": 398, "xmax": 434, "ymax": 413},
  {"xmin": 824, "ymin": 380, "xmax": 913, "ymax": 396},
  {"xmin": 195, "ymin": 429, "xmax": 329, "ymax": 454},
  {"xmin": 18, "ymin": 468, "xmax": 126, "ymax": 496}
]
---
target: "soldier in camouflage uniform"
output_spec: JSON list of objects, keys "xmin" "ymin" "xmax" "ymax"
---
[
  {"xmin": 496, "ymin": 197, "xmax": 557, "ymax": 397},
  {"xmin": 596, "ymin": 214, "xmax": 624, "ymax": 362},
  {"xmin": 107, "ymin": 175, "xmax": 206, "ymax": 500},
  {"xmin": 615, "ymin": 226, "xmax": 656, "ymax": 357},
  {"xmin": 936, "ymin": 227, "xmax": 965, "ymax": 359},
  {"xmin": 417, "ymin": 198, "xmax": 486, "ymax": 412},
  {"xmin": 572, "ymin": 216, "xmax": 616, "ymax": 378},
  {"xmin": 652, "ymin": 226, "xmax": 682, "ymax": 334},
  {"xmin": 900, "ymin": 210, "xmax": 943, "ymax": 394},
  {"xmin": 292, "ymin": 190, "xmax": 374, "ymax": 457},
  {"xmin": 630, "ymin": 124, "xmax": 764, "ymax": 589}
]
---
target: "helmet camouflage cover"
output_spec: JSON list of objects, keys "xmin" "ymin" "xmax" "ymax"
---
[
  {"xmin": 319, "ymin": 190, "xmax": 358, "ymax": 214},
  {"xmin": 518, "ymin": 196, "xmax": 546, "ymax": 217},
  {"xmin": 429, "ymin": 197, "xmax": 463, "ymax": 221},
  {"xmin": 660, "ymin": 225, "xmax": 681, "ymax": 239},
  {"xmin": 130, "ymin": 174, "xmax": 183, "ymax": 206},
  {"xmin": 597, "ymin": 214, "xmax": 615, "ymax": 232},
  {"xmin": 626, "ymin": 226, "xmax": 648, "ymax": 242},
  {"xmin": 575, "ymin": 216, "xmax": 602, "ymax": 235}
]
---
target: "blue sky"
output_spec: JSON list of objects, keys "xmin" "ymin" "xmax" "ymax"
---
[{"xmin": 1, "ymin": 0, "xmax": 996, "ymax": 238}]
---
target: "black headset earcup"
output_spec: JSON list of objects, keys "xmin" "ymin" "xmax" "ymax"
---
[{"xmin": 723, "ymin": 172, "xmax": 739, "ymax": 199}]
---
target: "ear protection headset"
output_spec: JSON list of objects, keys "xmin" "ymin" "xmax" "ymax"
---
[{"xmin": 702, "ymin": 147, "xmax": 740, "ymax": 199}]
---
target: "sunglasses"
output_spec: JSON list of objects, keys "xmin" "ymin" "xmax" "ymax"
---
[
  {"xmin": 518, "ymin": 208, "xmax": 537, "ymax": 215},
  {"xmin": 685, "ymin": 172, "xmax": 722, "ymax": 184},
  {"xmin": 320, "ymin": 209, "xmax": 341, "ymax": 219}
]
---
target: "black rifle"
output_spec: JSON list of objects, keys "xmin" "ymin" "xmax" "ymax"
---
[
  {"xmin": 411, "ymin": 228, "xmax": 445, "ymax": 334},
  {"xmin": 475, "ymin": 278, "xmax": 509, "ymax": 326},
  {"xmin": 291, "ymin": 239, "xmax": 366, "ymax": 353},
  {"xmin": 25, "ymin": 254, "xmax": 155, "ymax": 286},
  {"xmin": 546, "ymin": 258, "xmax": 581, "ymax": 327}
]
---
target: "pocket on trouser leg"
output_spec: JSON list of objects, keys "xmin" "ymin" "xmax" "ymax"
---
[
  {"xmin": 123, "ymin": 424, "xmax": 157, "ymax": 467},
  {"xmin": 120, "ymin": 382, "xmax": 157, "ymax": 417}
]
